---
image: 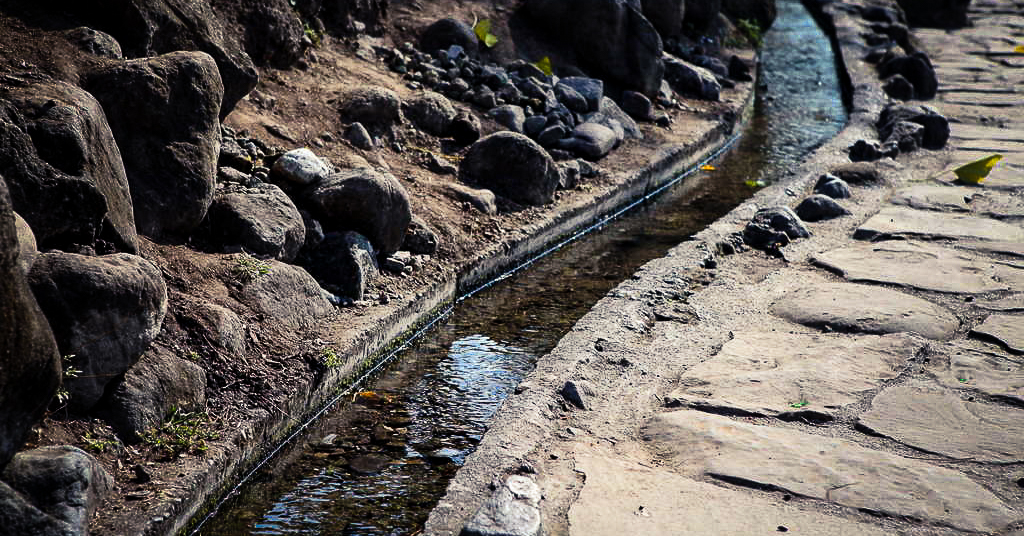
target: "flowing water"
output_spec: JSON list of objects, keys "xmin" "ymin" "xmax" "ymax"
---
[{"xmin": 196, "ymin": 1, "xmax": 846, "ymax": 533}]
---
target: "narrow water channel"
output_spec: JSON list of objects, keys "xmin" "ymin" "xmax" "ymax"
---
[{"xmin": 197, "ymin": 1, "xmax": 846, "ymax": 533}]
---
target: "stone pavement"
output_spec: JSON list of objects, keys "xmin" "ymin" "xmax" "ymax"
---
[{"xmin": 430, "ymin": 1, "xmax": 1024, "ymax": 534}]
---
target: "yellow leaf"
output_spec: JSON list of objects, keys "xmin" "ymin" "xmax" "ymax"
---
[
  {"xmin": 953, "ymin": 153, "xmax": 1003, "ymax": 184},
  {"xmin": 1015, "ymin": 44, "xmax": 1024, "ymax": 53},
  {"xmin": 474, "ymin": 19, "xmax": 498, "ymax": 48},
  {"xmin": 700, "ymin": 164, "xmax": 716, "ymax": 171},
  {"xmin": 483, "ymin": 33, "xmax": 498, "ymax": 47},
  {"xmin": 533, "ymin": 56, "xmax": 553, "ymax": 76}
]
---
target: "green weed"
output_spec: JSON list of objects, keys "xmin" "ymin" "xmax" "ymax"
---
[
  {"xmin": 321, "ymin": 347, "xmax": 343, "ymax": 368},
  {"xmin": 141, "ymin": 407, "xmax": 219, "ymax": 457},
  {"xmin": 737, "ymin": 19, "xmax": 764, "ymax": 48},
  {"xmin": 232, "ymin": 253, "xmax": 272, "ymax": 282}
]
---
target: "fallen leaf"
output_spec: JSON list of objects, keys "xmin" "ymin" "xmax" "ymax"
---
[
  {"xmin": 474, "ymin": 19, "xmax": 498, "ymax": 48},
  {"xmin": 789, "ymin": 400, "xmax": 809, "ymax": 408},
  {"xmin": 533, "ymin": 56, "xmax": 553, "ymax": 76},
  {"xmin": 953, "ymin": 153, "xmax": 1003, "ymax": 184},
  {"xmin": 1015, "ymin": 44, "xmax": 1024, "ymax": 53},
  {"xmin": 701, "ymin": 164, "xmax": 716, "ymax": 171}
]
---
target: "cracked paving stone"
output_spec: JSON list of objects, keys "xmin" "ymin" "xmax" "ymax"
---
[
  {"xmin": 977, "ymin": 293, "xmax": 1024, "ymax": 311},
  {"xmin": 644, "ymin": 411, "xmax": 1017, "ymax": 533},
  {"xmin": 812, "ymin": 241, "xmax": 1024, "ymax": 294},
  {"xmin": 569, "ymin": 450, "xmax": 890, "ymax": 536},
  {"xmin": 665, "ymin": 332, "xmax": 921, "ymax": 420},
  {"xmin": 972, "ymin": 314, "xmax": 1024, "ymax": 353},
  {"xmin": 858, "ymin": 380, "xmax": 1024, "ymax": 463},
  {"xmin": 959, "ymin": 239, "xmax": 1024, "ymax": 258},
  {"xmin": 889, "ymin": 185, "xmax": 1024, "ymax": 218},
  {"xmin": 855, "ymin": 206, "xmax": 1024, "ymax": 242},
  {"xmin": 932, "ymin": 339, "xmax": 1024, "ymax": 404},
  {"xmin": 771, "ymin": 283, "xmax": 958, "ymax": 340}
]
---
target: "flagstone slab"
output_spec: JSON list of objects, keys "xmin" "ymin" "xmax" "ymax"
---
[
  {"xmin": 858, "ymin": 380, "xmax": 1024, "ymax": 463},
  {"xmin": 570, "ymin": 451, "xmax": 890, "ymax": 536},
  {"xmin": 934, "ymin": 340, "xmax": 1024, "ymax": 404},
  {"xmin": 960, "ymin": 239, "xmax": 1024, "ymax": 258},
  {"xmin": 665, "ymin": 332, "xmax": 919, "ymax": 420},
  {"xmin": 771, "ymin": 283, "xmax": 959, "ymax": 340},
  {"xmin": 972, "ymin": 314, "xmax": 1024, "ymax": 353},
  {"xmin": 644, "ymin": 411, "xmax": 1016, "ymax": 533},
  {"xmin": 856, "ymin": 206, "xmax": 1024, "ymax": 242},
  {"xmin": 951, "ymin": 124, "xmax": 1024, "ymax": 141},
  {"xmin": 890, "ymin": 185, "xmax": 1024, "ymax": 218},
  {"xmin": 942, "ymin": 92, "xmax": 1024, "ymax": 107},
  {"xmin": 812, "ymin": 241, "xmax": 1024, "ymax": 293},
  {"xmin": 977, "ymin": 293, "xmax": 1024, "ymax": 311}
]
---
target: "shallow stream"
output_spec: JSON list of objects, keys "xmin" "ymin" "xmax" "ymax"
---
[{"xmin": 196, "ymin": 1, "xmax": 846, "ymax": 533}]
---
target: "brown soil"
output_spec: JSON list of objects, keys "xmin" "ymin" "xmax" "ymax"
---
[{"xmin": 1, "ymin": 0, "xmax": 756, "ymax": 533}]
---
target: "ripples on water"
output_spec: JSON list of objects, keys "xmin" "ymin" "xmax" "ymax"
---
[{"xmin": 197, "ymin": 1, "xmax": 846, "ymax": 533}]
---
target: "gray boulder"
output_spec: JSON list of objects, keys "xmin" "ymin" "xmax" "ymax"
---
[
  {"xmin": 402, "ymin": 215, "xmax": 439, "ymax": 255},
  {"xmin": 340, "ymin": 86, "xmax": 403, "ymax": 133},
  {"xmin": 795, "ymin": 194, "xmax": 851, "ymax": 222},
  {"xmin": 621, "ymin": 90, "xmax": 653, "ymax": 120},
  {"xmin": 883, "ymin": 121, "xmax": 925, "ymax": 153},
  {"xmin": 0, "ymin": 446, "xmax": 112, "ymax": 536},
  {"xmin": 235, "ymin": 260, "xmax": 335, "ymax": 329},
  {"xmin": 405, "ymin": 91, "xmax": 457, "ymax": 136},
  {"xmin": 302, "ymin": 231, "xmax": 379, "ymax": 300},
  {"xmin": 558, "ymin": 123, "xmax": 619, "ymax": 160},
  {"xmin": 303, "ymin": 168, "xmax": 412, "ymax": 256},
  {"xmin": 28, "ymin": 252, "xmax": 168, "ymax": 413},
  {"xmin": 0, "ymin": 81, "xmax": 138, "ymax": 252},
  {"xmin": 814, "ymin": 174, "xmax": 851, "ymax": 199},
  {"xmin": 525, "ymin": 0, "xmax": 664, "ymax": 96},
  {"xmin": 488, "ymin": 105, "xmax": 526, "ymax": 133},
  {"xmin": 0, "ymin": 176, "xmax": 61, "ymax": 470},
  {"xmin": 82, "ymin": 51, "xmax": 223, "ymax": 241},
  {"xmin": 0, "ymin": 481, "xmax": 74, "ymax": 536},
  {"xmin": 97, "ymin": 347, "xmax": 207, "ymax": 443},
  {"xmin": 63, "ymin": 27, "xmax": 123, "ymax": 59},
  {"xmin": 663, "ymin": 55, "xmax": 721, "ymax": 101},
  {"xmin": 206, "ymin": 183, "xmax": 306, "ymax": 262},
  {"xmin": 459, "ymin": 132, "xmax": 561, "ymax": 206},
  {"xmin": 462, "ymin": 476, "xmax": 543, "ymax": 536},
  {"xmin": 557, "ymin": 77, "xmax": 604, "ymax": 112},
  {"xmin": 345, "ymin": 122, "xmax": 374, "ymax": 150},
  {"xmin": 743, "ymin": 206, "xmax": 810, "ymax": 249},
  {"xmin": 595, "ymin": 97, "xmax": 642, "ymax": 139},
  {"xmin": 878, "ymin": 52, "xmax": 938, "ymax": 100},
  {"xmin": 554, "ymin": 83, "xmax": 589, "ymax": 114},
  {"xmin": 271, "ymin": 148, "xmax": 333, "ymax": 186},
  {"xmin": 443, "ymin": 183, "xmax": 499, "ymax": 215}
]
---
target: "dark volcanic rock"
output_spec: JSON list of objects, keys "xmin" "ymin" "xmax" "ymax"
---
[
  {"xmin": 743, "ymin": 206, "xmax": 810, "ymax": 249},
  {"xmin": 303, "ymin": 168, "xmax": 412, "ymax": 256},
  {"xmin": 814, "ymin": 174, "xmax": 852, "ymax": 199},
  {"xmin": 235, "ymin": 260, "xmax": 335, "ymax": 328},
  {"xmin": 882, "ymin": 74, "xmax": 915, "ymax": 100},
  {"xmin": 98, "ymin": 346, "xmax": 207, "ymax": 442},
  {"xmin": 63, "ymin": 27, "xmax": 123, "ymax": 59},
  {"xmin": 0, "ymin": 481, "xmax": 74, "ymax": 536},
  {"xmin": 402, "ymin": 215, "xmax": 438, "ymax": 255},
  {"xmin": 684, "ymin": 0, "xmax": 722, "ymax": 33},
  {"xmin": 849, "ymin": 139, "xmax": 898, "ymax": 162},
  {"xmin": 303, "ymin": 231, "xmax": 379, "ymax": 300},
  {"xmin": 895, "ymin": 0, "xmax": 970, "ymax": 28},
  {"xmin": 557, "ymin": 77, "xmax": 604, "ymax": 112},
  {"xmin": 0, "ymin": 175, "xmax": 61, "ymax": 470},
  {"xmin": 1, "ymin": 446, "xmax": 112, "ymax": 535},
  {"xmin": 558, "ymin": 123, "xmax": 619, "ymax": 160},
  {"xmin": 449, "ymin": 111, "xmax": 482, "ymax": 145},
  {"xmin": 883, "ymin": 121, "xmax": 925, "ymax": 153},
  {"xmin": 642, "ymin": 0, "xmax": 686, "ymax": 38},
  {"xmin": 459, "ymin": 132, "xmax": 561, "ymax": 206},
  {"xmin": 620, "ymin": 90, "xmax": 653, "ymax": 121},
  {"xmin": 721, "ymin": 0, "xmax": 777, "ymax": 29},
  {"xmin": 405, "ymin": 91, "xmax": 456, "ymax": 136},
  {"xmin": 525, "ymin": 0, "xmax": 664, "ymax": 96},
  {"xmin": 664, "ymin": 55, "xmax": 720, "ymax": 101},
  {"xmin": 876, "ymin": 103, "xmax": 949, "ymax": 150},
  {"xmin": 83, "ymin": 51, "xmax": 223, "ymax": 241},
  {"xmin": 28, "ymin": 252, "xmax": 168, "ymax": 413},
  {"xmin": 878, "ymin": 52, "xmax": 938, "ymax": 100},
  {"xmin": 0, "ymin": 81, "xmax": 138, "ymax": 253},
  {"xmin": 340, "ymin": 86, "xmax": 403, "ymax": 134},
  {"xmin": 214, "ymin": 0, "xmax": 304, "ymax": 69},
  {"xmin": 795, "ymin": 194, "xmax": 851, "ymax": 222},
  {"xmin": 488, "ymin": 105, "xmax": 526, "ymax": 133},
  {"xmin": 206, "ymin": 183, "xmax": 306, "ymax": 262},
  {"xmin": 420, "ymin": 18, "xmax": 478, "ymax": 56}
]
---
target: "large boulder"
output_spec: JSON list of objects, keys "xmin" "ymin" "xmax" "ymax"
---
[
  {"xmin": 558, "ymin": 123, "xmax": 619, "ymax": 160},
  {"xmin": 459, "ymin": 132, "xmax": 561, "ymax": 206},
  {"xmin": 234, "ymin": 260, "xmax": 335, "ymax": 329},
  {"xmin": 0, "ymin": 481, "xmax": 74, "ymax": 536},
  {"xmin": 1, "ymin": 446, "xmax": 113, "ymax": 535},
  {"xmin": 683, "ymin": 0, "xmax": 722, "ymax": 33},
  {"xmin": 206, "ymin": 183, "xmax": 306, "ymax": 262},
  {"xmin": 524, "ymin": 0, "xmax": 664, "ymax": 96},
  {"xmin": 663, "ymin": 55, "xmax": 721, "ymax": 101},
  {"xmin": 0, "ymin": 81, "xmax": 138, "ymax": 253},
  {"xmin": 210, "ymin": 0, "xmax": 304, "ymax": 69},
  {"xmin": 405, "ymin": 91, "xmax": 456, "ymax": 136},
  {"xmin": 302, "ymin": 231, "xmax": 379, "ymax": 300},
  {"xmin": 0, "ymin": 176, "xmax": 61, "ymax": 470},
  {"xmin": 28, "ymin": 252, "xmax": 168, "ymax": 413},
  {"xmin": 82, "ymin": 51, "xmax": 223, "ymax": 241},
  {"xmin": 339, "ymin": 86, "xmax": 403, "ymax": 134},
  {"xmin": 303, "ymin": 168, "xmax": 412, "ymax": 256},
  {"xmin": 52, "ymin": 0, "xmax": 258, "ymax": 116},
  {"xmin": 97, "ymin": 346, "xmax": 207, "ymax": 443},
  {"xmin": 320, "ymin": 0, "xmax": 389, "ymax": 35},
  {"xmin": 642, "ymin": 0, "xmax": 686, "ymax": 38}
]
